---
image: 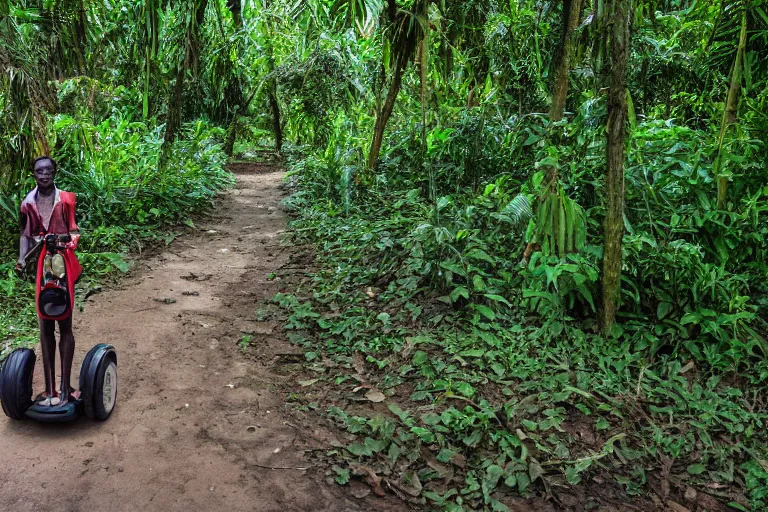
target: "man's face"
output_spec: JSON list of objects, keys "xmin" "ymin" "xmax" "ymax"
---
[{"xmin": 33, "ymin": 159, "xmax": 56, "ymax": 189}]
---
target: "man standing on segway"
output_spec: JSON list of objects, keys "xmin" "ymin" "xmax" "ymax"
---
[{"xmin": 15, "ymin": 156, "xmax": 82, "ymax": 407}]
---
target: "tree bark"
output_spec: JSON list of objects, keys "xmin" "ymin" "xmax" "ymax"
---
[
  {"xmin": 141, "ymin": 0, "xmax": 159, "ymax": 119},
  {"xmin": 222, "ymin": 0, "xmax": 245, "ymax": 153},
  {"xmin": 268, "ymin": 87, "xmax": 283, "ymax": 153},
  {"xmin": 715, "ymin": 9, "xmax": 747, "ymax": 210},
  {"xmin": 163, "ymin": 64, "xmax": 185, "ymax": 148},
  {"xmin": 600, "ymin": 0, "xmax": 630, "ymax": 333},
  {"xmin": 367, "ymin": 0, "xmax": 416, "ymax": 170},
  {"xmin": 368, "ymin": 58, "xmax": 405, "ymax": 169},
  {"xmin": 549, "ymin": 0, "xmax": 582, "ymax": 122},
  {"xmin": 262, "ymin": 0, "xmax": 282, "ymax": 152},
  {"xmin": 74, "ymin": 0, "xmax": 88, "ymax": 74}
]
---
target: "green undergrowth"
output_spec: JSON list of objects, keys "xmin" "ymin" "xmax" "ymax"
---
[
  {"xmin": 0, "ymin": 116, "xmax": 233, "ymax": 360},
  {"xmin": 273, "ymin": 157, "xmax": 768, "ymax": 511}
]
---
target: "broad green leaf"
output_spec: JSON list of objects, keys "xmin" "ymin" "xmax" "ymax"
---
[
  {"xmin": 474, "ymin": 304, "xmax": 496, "ymax": 321},
  {"xmin": 454, "ymin": 382, "xmax": 476, "ymax": 398},
  {"xmin": 412, "ymin": 351, "xmax": 429, "ymax": 366}
]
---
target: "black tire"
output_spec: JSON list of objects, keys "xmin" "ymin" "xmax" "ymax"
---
[
  {"xmin": 0, "ymin": 348, "xmax": 35, "ymax": 420},
  {"xmin": 81, "ymin": 345, "xmax": 117, "ymax": 421}
]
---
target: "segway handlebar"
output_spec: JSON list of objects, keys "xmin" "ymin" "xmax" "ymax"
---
[{"xmin": 15, "ymin": 233, "xmax": 77, "ymax": 280}]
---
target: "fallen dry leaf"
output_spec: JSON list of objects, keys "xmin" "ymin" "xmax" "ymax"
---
[
  {"xmin": 298, "ymin": 378, "xmax": 319, "ymax": 387},
  {"xmin": 666, "ymin": 500, "xmax": 691, "ymax": 512},
  {"xmin": 400, "ymin": 470, "xmax": 422, "ymax": 497},
  {"xmin": 352, "ymin": 353, "xmax": 366, "ymax": 376},
  {"xmin": 349, "ymin": 464, "xmax": 385, "ymax": 497},
  {"xmin": 422, "ymin": 449, "xmax": 454, "ymax": 480},
  {"xmin": 450, "ymin": 452, "xmax": 467, "ymax": 468},
  {"xmin": 365, "ymin": 389, "xmax": 386, "ymax": 403}
]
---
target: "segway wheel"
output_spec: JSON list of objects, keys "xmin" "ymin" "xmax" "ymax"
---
[
  {"xmin": 80, "ymin": 344, "xmax": 117, "ymax": 421},
  {"xmin": 0, "ymin": 348, "xmax": 36, "ymax": 420}
]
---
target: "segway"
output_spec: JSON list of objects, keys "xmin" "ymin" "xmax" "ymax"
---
[
  {"xmin": 0, "ymin": 232, "xmax": 118, "ymax": 422},
  {"xmin": 0, "ymin": 344, "xmax": 117, "ymax": 422}
]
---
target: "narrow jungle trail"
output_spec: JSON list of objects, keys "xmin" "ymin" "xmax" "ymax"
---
[{"xmin": 0, "ymin": 163, "xmax": 407, "ymax": 512}]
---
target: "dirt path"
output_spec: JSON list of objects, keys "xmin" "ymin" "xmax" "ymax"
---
[{"xmin": 0, "ymin": 163, "xmax": 406, "ymax": 512}]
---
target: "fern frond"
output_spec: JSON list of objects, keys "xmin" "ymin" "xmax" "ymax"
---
[{"xmin": 502, "ymin": 193, "xmax": 533, "ymax": 227}]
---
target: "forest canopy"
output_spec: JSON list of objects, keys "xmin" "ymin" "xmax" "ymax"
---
[{"xmin": 1, "ymin": 0, "xmax": 768, "ymax": 509}]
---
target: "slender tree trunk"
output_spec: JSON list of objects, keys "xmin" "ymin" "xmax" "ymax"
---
[
  {"xmin": 640, "ymin": 58, "xmax": 648, "ymax": 113},
  {"xmin": 142, "ymin": 0, "xmax": 159, "ymax": 119},
  {"xmin": 367, "ymin": 0, "xmax": 402, "ymax": 169},
  {"xmin": 223, "ymin": 0, "xmax": 245, "ymax": 154},
  {"xmin": 164, "ymin": 66, "xmax": 185, "ymax": 148},
  {"xmin": 368, "ymin": 60, "xmax": 405, "ymax": 169},
  {"xmin": 439, "ymin": 0, "xmax": 455, "ymax": 80},
  {"xmin": 74, "ymin": 0, "xmax": 88, "ymax": 73},
  {"xmin": 600, "ymin": 0, "xmax": 630, "ymax": 333},
  {"xmin": 715, "ymin": 9, "xmax": 747, "ymax": 210},
  {"xmin": 261, "ymin": 0, "xmax": 282, "ymax": 153},
  {"xmin": 549, "ymin": 0, "xmax": 582, "ymax": 122},
  {"xmin": 268, "ymin": 87, "xmax": 283, "ymax": 152}
]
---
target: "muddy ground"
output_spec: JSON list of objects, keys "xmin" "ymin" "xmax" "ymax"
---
[{"xmin": 0, "ymin": 163, "xmax": 408, "ymax": 512}]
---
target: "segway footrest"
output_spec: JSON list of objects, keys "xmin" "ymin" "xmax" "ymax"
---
[{"xmin": 25, "ymin": 399, "xmax": 83, "ymax": 423}]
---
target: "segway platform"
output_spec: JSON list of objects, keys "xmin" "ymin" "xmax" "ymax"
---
[{"xmin": 26, "ymin": 399, "xmax": 83, "ymax": 422}]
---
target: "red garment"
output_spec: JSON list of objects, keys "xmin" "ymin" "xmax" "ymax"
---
[
  {"xmin": 20, "ymin": 187, "xmax": 82, "ymax": 320},
  {"xmin": 20, "ymin": 187, "xmax": 80, "ymax": 242}
]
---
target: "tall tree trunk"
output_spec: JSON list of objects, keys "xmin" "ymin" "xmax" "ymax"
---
[
  {"xmin": 368, "ymin": 59, "xmax": 405, "ymax": 169},
  {"xmin": 262, "ymin": 0, "xmax": 282, "ymax": 153},
  {"xmin": 142, "ymin": 0, "xmax": 159, "ymax": 119},
  {"xmin": 640, "ymin": 57, "xmax": 648, "ymax": 113},
  {"xmin": 368, "ymin": 0, "xmax": 413, "ymax": 170},
  {"xmin": 163, "ymin": 65, "xmax": 185, "ymax": 149},
  {"xmin": 549, "ymin": 0, "xmax": 582, "ymax": 122},
  {"xmin": 74, "ymin": 0, "xmax": 88, "ymax": 74},
  {"xmin": 268, "ymin": 86, "xmax": 283, "ymax": 152},
  {"xmin": 600, "ymin": 0, "xmax": 630, "ymax": 333},
  {"xmin": 439, "ymin": 0, "xmax": 455, "ymax": 80},
  {"xmin": 715, "ymin": 9, "xmax": 747, "ymax": 210},
  {"xmin": 223, "ymin": 0, "xmax": 244, "ymax": 154}
]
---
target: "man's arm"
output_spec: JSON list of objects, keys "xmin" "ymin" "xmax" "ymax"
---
[
  {"xmin": 16, "ymin": 205, "xmax": 28, "ymax": 271},
  {"xmin": 15, "ymin": 235, "xmax": 29, "ymax": 277},
  {"xmin": 18, "ymin": 236, "xmax": 29, "ymax": 265}
]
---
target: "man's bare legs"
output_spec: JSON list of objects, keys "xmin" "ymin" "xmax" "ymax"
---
[
  {"xmin": 38, "ymin": 318, "xmax": 56, "ymax": 403},
  {"xmin": 37, "ymin": 315, "xmax": 76, "ymax": 405},
  {"xmin": 58, "ymin": 315, "xmax": 75, "ymax": 403}
]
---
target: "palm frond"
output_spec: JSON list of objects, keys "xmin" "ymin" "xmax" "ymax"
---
[{"xmin": 501, "ymin": 193, "xmax": 533, "ymax": 227}]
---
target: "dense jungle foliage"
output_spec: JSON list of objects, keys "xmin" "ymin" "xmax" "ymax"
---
[{"xmin": 2, "ymin": 0, "xmax": 768, "ymax": 509}]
